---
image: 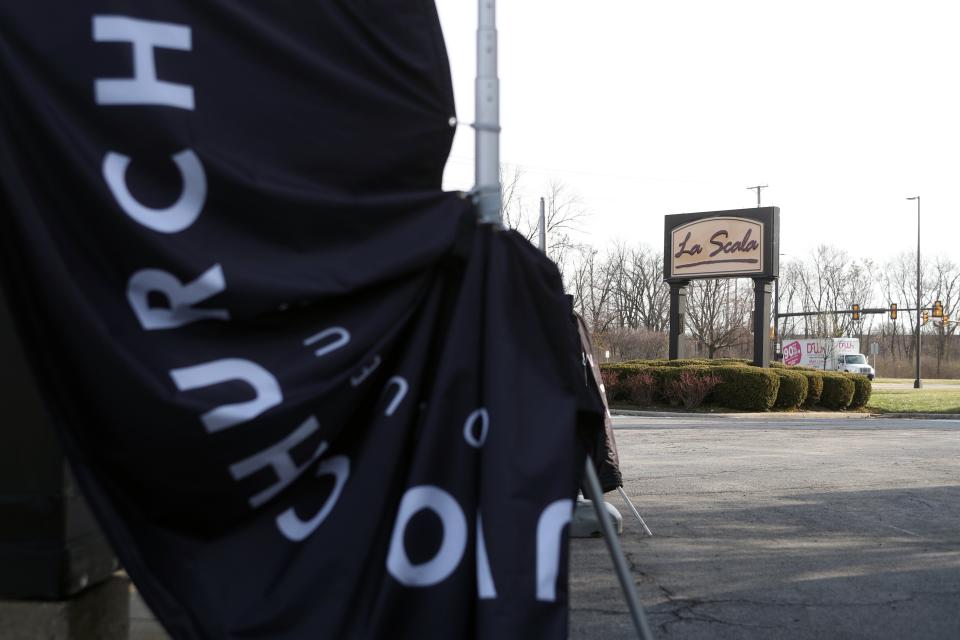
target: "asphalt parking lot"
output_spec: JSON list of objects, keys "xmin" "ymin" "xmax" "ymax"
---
[{"xmin": 569, "ymin": 414, "xmax": 960, "ymax": 639}]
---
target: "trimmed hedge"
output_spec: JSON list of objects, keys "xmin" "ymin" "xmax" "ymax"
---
[
  {"xmin": 847, "ymin": 374, "xmax": 872, "ymax": 409},
  {"xmin": 773, "ymin": 364, "xmax": 824, "ymax": 407},
  {"xmin": 603, "ymin": 361, "xmax": 779, "ymax": 411},
  {"xmin": 602, "ymin": 358, "xmax": 873, "ymax": 411},
  {"xmin": 601, "ymin": 366, "xmax": 657, "ymax": 404},
  {"xmin": 600, "ymin": 359, "xmax": 865, "ymax": 413},
  {"xmin": 800, "ymin": 370, "xmax": 824, "ymax": 407},
  {"xmin": 618, "ymin": 358, "xmax": 750, "ymax": 368},
  {"xmin": 711, "ymin": 365, "xmax": 780, "ymax": 411},
  {"xmin": 819, "ymin": 373, "xmax": 855, "ymax": 409},
  {"xmin": 602, "ymin": 363, "xmax": 653, "ymax": 382},
  {"xmin": 648, "ymin": 366, "xmax": 706, "ymax": 404},
  {"xmin": 622, "ymin": 371, "xmax": 658, "ymax": 406},
  {"xmin": 773, "ymin": 369, "xmax": 808, "ymax": 409},
  {"xmin": 600, "ymin": 369, "xmax": 625, "ymax": 403},
  {"xmin": 657, "ymin": 366, "xmax": 718, "ymax": 407}
]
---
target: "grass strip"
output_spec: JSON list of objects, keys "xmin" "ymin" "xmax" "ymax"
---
[{"xmin": 866, "ymin": 388, "xmax": 960, "ymax": 414}]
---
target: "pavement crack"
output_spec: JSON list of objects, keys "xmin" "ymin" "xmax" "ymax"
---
[
  {"xmin": 570, "ymin": 606, "xmax": 629, "ymax": 616},
  {"xmin": 658, "ymin": 598, "xmax": 786, "ymax": 632}
]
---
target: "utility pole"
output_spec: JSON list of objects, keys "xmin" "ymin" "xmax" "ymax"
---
[
  {"xmin": 747, "ymin": 185, "xmax": 768, "ymax": 208},
  {"xmin": 538, "ymin": 196, "xmax": 546, "ymax": 252}
]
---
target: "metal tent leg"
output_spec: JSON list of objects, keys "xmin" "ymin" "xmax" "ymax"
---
[
  {"xmin": 617, "ymin": 486, "xmax": 653, "ymax": 537},
  {"xmin": 583, "ymin": 457, "xmax": 654, "ymax": 640}
]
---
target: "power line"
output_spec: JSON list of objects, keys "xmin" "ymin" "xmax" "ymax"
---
[{"xmin": 445, "ymin": 155, "xmax": 735, "ymax": 187}]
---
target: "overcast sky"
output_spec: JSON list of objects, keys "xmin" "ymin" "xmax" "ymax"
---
[{"xmin": 435, "ymin": 1, "xmax": 960, "ymax": 265}]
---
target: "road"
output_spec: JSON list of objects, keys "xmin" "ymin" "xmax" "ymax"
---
[{"xmin": 570, "ymin": 414, "xmax": 960, "ymax": 639}]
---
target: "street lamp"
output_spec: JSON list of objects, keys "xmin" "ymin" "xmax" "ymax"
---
[
  {"xmin": 773, "ymin": 253, "xmax": 788, "ymax": 359},
  {"xmin": 907, "ymin": 196, "xmax": 921, "ymax": 388}
]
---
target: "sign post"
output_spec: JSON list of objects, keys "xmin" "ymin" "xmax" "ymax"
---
[
  {"xmin": 664, "ymin": 207, "xmax": 780, "ymax": 367},
  {"xmin": 668, "ymin": 281, "xmax": 689, "ymax": 359},
  {"xmin": 752, "ymin": 278, "xmax": 774, "ymax": 368}
]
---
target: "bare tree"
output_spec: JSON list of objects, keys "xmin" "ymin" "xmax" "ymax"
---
[
  {"xmin": 603, "ymin": 244, "xmax": 667, "ymax": 329},
  {"xmin": 498, "ymin": 168, "xmax": 589, "ymax": 280},
  {"xmin": 685, "ymin": 278, "xmax": 752, "ymax": 358},
  {"xmin": 604, "ymin": 243, "xmax": 630, "ymax": 329},
  {"xmin": 776, "ymin": 258, "xmax": 806, "ymax": 339},
  {"xmin": 499, "ymin": 165, "xmax": 527, "ymax": 232},
  {"xmin": 793, "ymin": 246, "xmax": 876, "ymax": 338},
  {"xmin": 881, "ymin": 251, "xmax": 934, "ymax": 361},
  {"xmin": 930, "ymin": 257, "xmax": 960, "ymax": 375},
  {"xmin": 515, "ymin": 183, "xmax": 958, "ymax": 373},
  {"xmin": 879, "ymin": 254, "xmax": 910, "ymax": 361},
  {"xmin": 626, "ymin": 245, "xmax": 670, "ymax": 332},
  {"xmin": 602, "ymin": 326, "xmax": 667, "ymax": 361},
  {"xmin": 569, "ymin": 246, "xmax": 617, "ymax": 334}
]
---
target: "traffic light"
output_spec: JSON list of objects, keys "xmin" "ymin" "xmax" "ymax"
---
[
  {"xmin": 922, "ymin": 310, "xmax": 929, "ymax": 325},
  {"xmin": 889, "ymin": 303, "xmax": 897, "ymax": 320},
  {"xmin": 933, "ymin": 300, "xmax": 944, "ymax": 318},
  {"xmin": 852, "ymin": 304, "xmax": 861, "ymax": 321}
]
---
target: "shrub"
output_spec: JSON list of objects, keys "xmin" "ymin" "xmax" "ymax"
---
[
  {"xmin": 647, "ymin": 367, "xmax": 677, "ymax": 403},
  {"xmin": 649, "ymin": 365, "xmax": 710, "ymax": 404},
  {"xmin": 819, "ymin": 373, "xmax": 855, "ymax": 409},
  {"xmin": 663, "ymin": 370, "xmax": 722, "ymax": 410},
  {"xmin": 714, "ymin": 358, "xmax": 752, "ymax": 366},
  {"xmin": 599, "ymin": 369, "xmax": 624, "ymax": 402},
  {"xmin": 773, "ymin": 369, "xmax": 808, "ymax": 409},
  {"xmin": 623, "ymin": 372, "xmax": 657, "ymax": 406},
  {"xmin": 711, "ymin": 365, "xmax": 780, "ymax": 411},
  {"xmin": 798, "ymin": 370, "xmax": 824, "ymax": 407},
  {"xmin": 847, "ymin": 374, "xmax": 872, "ymax": 409}
]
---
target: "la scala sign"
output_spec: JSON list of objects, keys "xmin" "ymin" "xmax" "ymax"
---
[
  {"xmin": 662, "ymin": 207, "xmax": 780, "ymax": 367},
  {"xmin": 664, "ymin": 207, "xmax": 779, "ymax": 281},
  {"xmin": 671, "ymin": 217, "xmax": 763, "ymax": 277}
]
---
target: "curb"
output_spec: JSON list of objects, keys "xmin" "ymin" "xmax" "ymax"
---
[
  {"xmin": 611, "ymin": 409, "xmax": 959, "ymax": 421},
  {"xmin": 873, "ymin": 413, "xmax": 960, "ymax": 420},
  {"xmin": 612, "ymin": 409, "xmax": 869, "ymax": 419}
]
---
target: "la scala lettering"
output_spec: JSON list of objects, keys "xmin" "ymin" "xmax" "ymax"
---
[
  {"xmin": 673, "ymin": 231, "xmax": 702, "ymax": 257},
  {"xmin": 707, "ymin": 228, "xmax": 759, "ymax": 257},
  {"xmin": 674, "ymin": 228, "xmax": 759, "ymax": 260},
  {"xmin": 674, "ymin": 228, "xmax": 759, "ymax": 258}
]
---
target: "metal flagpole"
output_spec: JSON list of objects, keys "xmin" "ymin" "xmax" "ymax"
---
[
  {"xmin": 474, "ymin": 5, "xmax": 650, "ymax": 637},
  {"xmin": 475, "ymin": 0, "xmax": 501, "ymax": 225}
]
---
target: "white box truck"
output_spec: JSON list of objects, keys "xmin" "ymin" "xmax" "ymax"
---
[{"xmin": 781, "ymin": 337, "xmax": 875, "ymax": 379}]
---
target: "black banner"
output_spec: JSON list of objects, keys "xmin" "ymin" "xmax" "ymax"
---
[{"xmin": 0, "ymin": 3, "xmax": 591, "ymax": 638}]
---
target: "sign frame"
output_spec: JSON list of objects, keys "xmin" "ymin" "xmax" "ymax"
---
[{"xmin": 663, "ymin": 207, "xmax": 780, "ymax": 282}]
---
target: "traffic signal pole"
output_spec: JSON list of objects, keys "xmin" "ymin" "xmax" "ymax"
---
[{"xmin": 777, "ymin": 306, "xmax": 909, "ymax": 318}]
